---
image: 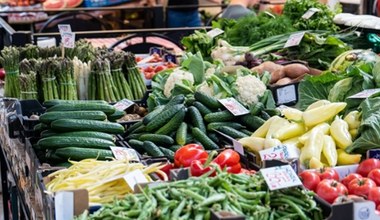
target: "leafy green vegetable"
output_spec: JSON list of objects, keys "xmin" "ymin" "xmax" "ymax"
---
[
  {"xmin": 182, "ymin": 52, "xmax": 205, "ymax": 85},
  {"xmin": 373, "ymin": 61, "xmax": 380, "ymax": 87},
  {"xmin": 181, "ymin": 30, "xmax": 221, "ymax": 61}
]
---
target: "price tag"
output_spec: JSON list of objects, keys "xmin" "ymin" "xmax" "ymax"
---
[
  {"xmin": 58, "ymin": 24, "xmax": 72, "ymax": 35},
  {"xmin": 301, "ymin": 8, "xmax": 320, "ymax": 19},
  {"xmin": 260, "ymin": 165, "xmax": 302, "ymax": 190},
  {"xmin": 218, "ymin": 98, "xmax": 249, "ymax": 116},
  {"xmin": 164, "ymin": 53, "xmax": 177, "ymax": 64},
  {"xmin": 233, "ymin": 139, "xmax": 245, "ymax": 155},
  {"xmin": 284, "ymin": 32, "xmax": 305, "ymax": 48},
  {"xmin": 276, "ymin": 84, "xmax": 297, "ymax": 104},
  {"xmin": 348, "ymin": 89, "xmax": 380, "ymax": 99},
  {"xmin": 55, "ymin": 191, "xmax": 74, "ymax": 220},
  {"xmin": 123, "ymin": 170, "xmax": 149, "ymax": 191},
  {"xmin": 367, "ymin": 149, "xmax": 380, "ymax": 160},
  {"xmin": 149, "ymin": 47, "xmax": 163, "ymax": 56},
  {"xmin": 110, "ymin": 147, "xmax": 140, "ymax": 161},
  {"xmin": 113, "ymin": 99, "xmax": 135, "ymax": 111},
  {"xmin": 259, "ymin": 145, "xmax": 300, "ymax": 161},
  {"xmin": 61, "ymin": 32, "xmax": 75, "ymax": 49},
  {"xmin": 207, "ymin": 28, "xmax": 224, "ymax": 39}
]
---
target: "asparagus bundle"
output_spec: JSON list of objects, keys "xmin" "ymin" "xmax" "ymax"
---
[
  {"xmin": 38, "ymin": 58, "xmax": 60, "ymax": 101},
  {"xmin": 56, "ymin": 58, "xmax": 78, "ymax": 100},
  {"xmin": 19, "ymin": 59, "xmax": 38, "ymax": 100},
  {"xmin": 0, "ymin": 46, "xmax": 20, "ymax": 98},
  {"xmin": 107, "ymin": 52, "xmax": 133, "ymax": 100},
  {"xmin": 124, "ymin": 52, "xmax": 147, "ymax": 100},
  {"xmin": 89, "ymin": 58, "xmax": 119, "ymax": 102}
]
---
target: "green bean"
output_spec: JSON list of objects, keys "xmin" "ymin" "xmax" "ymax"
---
[
  {"xmin": 273, "ymin": 198, "xmax": 308, "ymax": 220},
  {"xmin": 204, "ymin": 210, "xmax": 211, "ymax": 220},
  {"xmin": 123, "ymin": 210, "xmax": 140, "ymax": 217},
  {"xmin": 197, "ymin": 193, "xmax": 226, "ymax": 207},
  {"xmin": 194, "ymin": 212, "xmax": 205, "ymax": 220},
  {"xmin": 269, "ymin": 211, "xmax": 275, "ymax": 220},
  {"xmin": 155, "ymin": 190, "xmax": 170, "ymax": 203},
  {"xmin": 180, "ymin": 189, "xmax": 205, "ymax": 201},
  {"xmin": 171, "ymin": 199, "xmax": 187, "ymax": 219},
  {"xmin": 179, "ymin": 212, "xmax": 191, "ymax": 220},
  {"xmin": 137, "ymin": 200, "xmax": 152, "ymax": 220},
  {"xmin": 277, "ymin": 213, "xmax": 299, "ymax": 220},
  {"xmin": 235, "ymin": 188, "xmax": 267, "ymax": 199}
]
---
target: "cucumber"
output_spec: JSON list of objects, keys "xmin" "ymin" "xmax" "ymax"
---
[
  {"xmin": 45, "ymin": 150, "xmax": 65, "ymax": 162},
  {"xmin": 155, "ymin": 108, "xmax": 186, "ymax": 135},
  {"xmin": 47, "ymin": 103, "xmax": 116, "ymax": 115},
  {"xmin": 38, "ymin": 136, "xmax": 115, "ymax": 150},
  {"xmin": 240, "ymin": 115, "xmax": 266, "ymax": 131},
  {"xmin": 191, "ymin": 127, "xmax": 219, "ymax": 150},
  {"xmin": 185, "ymin": 132, "xmax": 194, "ymax": 144},
  {"xmin": 126, "ymin": 133, "xmax": 145, "ymax": 140},
  {"xmin": 169, "ymin": 145, "xmax": 182, "ymax": 152},
  {"xmin": 142, "ymin": 105, "xmax": 165, "ymax": 125},
  {"xmin": 188, "ymin": 106, "xmax": 206, "ymax": 133},
  {"xmin": 40, "ymin": 111, "xmax": 107, "ymax": 124},
  {"xmin": 263, "ymin": 109, "xmax": 281, "ymax": 117},
  {"xmin": 127, "ymin": 139, "xmax": 145, "ymax": 154},
  {"xmin": 240, "ymin": 129, "xmax": 253, "ymax": 136},
  {"xmin": 126, "ymin": 121, "xmax": 144, "ymax": 134},
  {"xmin": 142, "ymin": 141, "xmax": 164, "ymax": 157},
  {"xmin": 175, "ymin": 122, "xmax": 187, "ymax": 146},
  {"xmin": 139, "ymin": 134, "xmax": 174, "ymax": 145},
  {"xmin": 145, "ymin": 104, "xmax": 184, "ymax": 132},
  {"xmin": 53, "ymin": 162, "xmax": 72, "ymax": 168},
  {"xmin": 130, "ymin": 125, "xmax": 146, "ymax": 134},
  {"xmin": 208, "ymin": 132, "xmax": 220, "ymax": 144},
  {"xmin": 194, "ymin": 91, "xmax": 222, "ymax": 110},
  {"xmin": 193, "ymin": 101, "xmax": 212, "ymax": 116},
  {"xmin": 207, "ymin": 122, "xmax": 246, "ymax": 131},
  {"xmin": 159, "ymin": 147, "xmax": 175, "ymax": 161},
  {"xmin": 204, "ymin": 110, "xmax": 235, "ymax": 123},
  {"xmin": 249, "ymin": 102, "xmax": 265, "ymax": 116},
  {"xmin": 41, "ymin": 131, "xmax": 115, "ymax": 142},
  {"xmin": 261, "ymin": 111, "xmax": 271, "ymax": 120},
  {"xmin": 217, "ymin": 126, "xmax": 248, "ymax": 139},
  {"xmin": 108, "ymin": 110, "xmax": 126, "ymax": 122},
  {"xmin": 185, "ymin": 97, "xmax": 196, "ymax": 106},
  {"xmin": 43, "ymin": 100, "xmax": 108, "ymax": 108},
  {"xmin": 34, "ymin": 123, "xmax": 49, "ymax": 131},
  {"xmin": 51, "ymin": 119, "xmax": 125, "ymax": 134},
  {"xmin": 163, "ymin": 95, "xmax": 185, "ymax": 110},
  {"xmin": 55, "ymin": 147, "xmax": 113, "ymax": 160}
]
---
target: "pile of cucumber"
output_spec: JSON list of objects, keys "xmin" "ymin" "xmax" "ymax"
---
[
  {"xmin": 126, "ymin": 92, "xmax": 280, "ymax": 161},
  {"xmin": 34, "ymin": 100, "xmax": 126, "ymax": 165}
]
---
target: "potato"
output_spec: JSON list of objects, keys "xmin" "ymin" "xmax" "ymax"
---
[
  {"xmin": 270, "ymin": 68, "xmax": 286, "ymax": 84},
  {"xmin": 251, "ymin": 61, "xmax": 283, "ymax": 75},
  {"xmin": 275, "ymin": 77, "xmax": 293, "ymax": 86},
  {"xmin": 283, "ymin": 63, "xmax": 310, "ymax": 78}
]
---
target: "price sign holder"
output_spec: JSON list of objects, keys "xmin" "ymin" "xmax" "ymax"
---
[
  {"xmin": 284, "ymin": 32, "xmax": 306, "ymax": 48},
  {"xmin": 262, "ymin": 158, "xmax": 300, "ymax": 174},
  {"xmin": 259, "ymin": 145, "xmax": 300, "ymax": 162},
  {"xmin": 213, "ymin": 130, "xmax": 244, "ymax": 155},
  {"xmin": 207, "ymin": 28, "xmax": 224, "ymax": 39},
  {"xmin": 149, "ymin": 47, "xmax": 163, "ymax": 56},
  {"xmin": 367, "ymin": 149, "xmax": 380, "ymax": 160},
  {"xmin": 61, "ymin": 32, "xmax": 75, "ymax": 49},
  {"xmin": 123, "ymin": 170, "xmax": 149, "ymax": 191},
  {"xmin": 110, "ymin": 146, "xmax": 140, "ymax": 161},
  {"xmin": 260, "ymin": 165, "xmax": 302, "ymax": 190},
  {"xmin": 218, "ymin": 98, "xmax": 249, "ymax": 116},
  {"xmin": 348, "ymin": 89, "xmax": 380, "ymax": 99},
  {"xmin": 58, "ymin": 24, "xmax": 72, "ymax": 35},
  {"xmin": 113, "ymin": 99, "xmax": 135, "ymax": 111},
  {"xmin": 164, "ymin": 53, "xmax": 177, "ymax": 64},
  {"xmin": 270, "ymin": 82, "xmax": 299, "ymax": 106}
]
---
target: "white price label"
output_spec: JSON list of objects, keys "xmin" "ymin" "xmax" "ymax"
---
[
  {"xmin": 276, "ymin": 84, "xmax": 297, "ymax": 104},
  {"xmin": 61, "ymin": 32, "xmax": 75, "ymax": 49},
  {"xmin": 348, "ymin": 89, "xmax": 380, "ymax": 99},
  {"xmin": 260, "ymin": 165, "xmax": 302, "ymax": 190},
  {"xmin": 113, "ymin": 99, "xmax": 135, "ymax": 111},
  {"xmin": 110, "ymin": 147, "xmax": 140, "ymax": 161},
  {"xmin": 284, "ymin": 32, "xmax": 305, "ymax": 48},
  {"xmin": 207, "ymin": 28, "xmax": 224, "ymax": 39},
  {"xmin": 259, "ymin": 145, "xmax": 300, "ymax": 161},
  {"xmin": 123, "ymin": 170, "xmax": 149, "ymax": 191},
  {"xmin": 301, "ymin": 8, "xmax": 320, "ymax": 19},
  {"xmin": 233, "ymin": 140, "xmax": 245, "ymax": 155},
  {"xmin": 58, "ymin": 24, "xmax": 72, "ymax": 35},
  {"xmin": 218, "ymin": 98, "xmax": 249, "ymax": 116}
]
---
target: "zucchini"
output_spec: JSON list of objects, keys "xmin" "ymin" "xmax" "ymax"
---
[
  {"xmin": 175, "ymin": 122, "xmax": 187, "ymax": 146},
  {"xmin": 38, "ymin": 136, "xmax": 115, "ymax": 150},
  {"xmin": 207, "ymin": 122, "xmax": 246, "ymax": 131},
  {"xmin": 47, "ymin": 103, "xmax": 116, "ymax": 115},
  {"xmin": 139, "ymin": 134, "xmax": 174, "ymax": 145},
  {"xmin": 240, "ymin": 115, "xmax": 266, "ymax": 131},
  {"xmin": 142, "ymin": 141, "xmax": 164, "ymax": 157},
  {"xmin": 217, "ymin": 126, "xmax": 248, "ymax": 139},
  {"xmin": 40, "ymin": 130, "xmax": 57, "ymax": 138},
  {"xmin": 194, "ymin": 91, "xmax": 222, "ymax": 110},
  {"xmin": 169, "ymin": 145, "xmax": 182, "ymax": 152},
  {"xmin": 108, "ymin": 110, "xmax": 126, "ymax": 122},
  {"xmin": 142, "ymin": 105, "xmax": 165, "ymax": 125},
  {"xmin": 41, "ymin": 131, "xmax": 115, "ymax": 142},
  {"xmin": 155, "ymin": 107, "xmax": 186, "ymax": 135},
  {"xmin": 191, "ymin": 127, "xmax": 219, "ymax": 150},
  {"xmin": 127, "ymin": 139, "xmax": 145, "ymax": 154},
  {"xmin": 263, "ymin": 109, "xmax": 281, "ymax": 117},
  {"xmin": 55, "ymin": 147, "xmax": 113, "ymax": 160},
  {"xmin": 249, "ymin": 102, "xmax": 265, "ymax": 116},
  {"xmin": 40, "ymin": 111, "xmax": 107, "ymax": 124},
  {"xmin": 51, "ymin": 119, "xmax": 125, "ymax": 134},
  {"xmin": 188, "ymin": 106, "xmax": 206, "ymax": 133},
  {"xmin": 193, "ymin": 101, "xmax": 212, "ymax": 116},
  {"xmin": 159, "ymin": 147, "xmax": 175, "ymax": 161},
  {"xmin": 145, "ymin": 104, "xmax": 184, "ymax": 132},
  {"xmin": 43, "ymin": 99, "xmax": 108, "ymax": 108},
  {"xmin": 204, "ymin": 110, "xmax": 235, "ymax": 123},
  {"xmin": 126, "ymin": 121, "xmax": 144, "ymax": 134}
]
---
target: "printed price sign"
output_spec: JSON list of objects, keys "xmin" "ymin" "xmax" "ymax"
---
[
  {"xmin": 149, "ymin": 47, "xmax": 163, "ymax": 56},
  {"xmin": 113, "ymin": 99, "xmax": 135, "ymax": 111},
  {"xmin": 260, "ymin": 165, "xmax": 302, "ymax": 190},
  {"xmin": 348, "ymin": 89, "xmax": 380, "ymax": 99},
  {"xmin": 58, "ymin": 24, "xmax": 72, "ymax": 35},
  {"xmin": 123, "ymin": 170, "xmax": 149, "ymax": 191},
  {"xmin": 164, "ymin": 53, "xmax": 177, "ymax": 64},
  {"xmin": 207, "ymin": 28, "xmax": 224, "ymax": 39},
  {"xmin": 301, "ymin": 8, "xmax": 320, "ymax": 19},
  {"xmin": 284, "ymin": 32, "xmax": 305, "ymax": 48},
  {"xmin": 218, "ymin": 98, "xmax": 249, "ymax": 116},
  {"xmin": 367, "ymin": 149, "xmax": 380, "ymax": 160},
  {"xmin": 61, "ymin": 32, "xmax": 75, "ymax": 48},
  {"xmin": 276, "ymin": 84, "xmax": 297, "ymax": 104},
  {"xmin": 110, "ymin": 147, "xmax": 140, "ymax": 161},
  {"xmin": 259, "ymin": 145, "xmax": 300, "ymax": 161}
]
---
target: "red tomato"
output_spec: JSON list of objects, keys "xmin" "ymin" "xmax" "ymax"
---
[
  {"xmin": 378, "ymin": 204, "xmax": 380, "ymax": 212},
  {"xmin": 357, "ymin": 158, "xmax": 380, "ymax": 177},
  {"xmin": 240, "ymin": 168, "xmax": 256, "ymax": 175},
  {"xmin": 368, "ymin": 169, "xmax": 380, "ymax": 186},
  {"xmin": 341, "ymin": 173, "xmax": 362, "ymax": 187},
  {"xmin": 348, "ymin": 177, "xmax": 377, "ymax": 197},
  {"xmin": 368, "ymin": 187, "xmax": 380, "ymax": 207},
  {"xmin": 316, "ymin": 179, "xmax": 348, "ymax": 204},
  {"xmin": 299, "ymin": 170, "xmax": 321, "ymax": 191},
  {"xmin": 154, "ymin": 65, "xmax": 166, "ymax": 73},
  {"xmin": 145, "ymin": 66, "xmax": 155, "ymax": 72},
  {"xmin": 316, "ymin": 167, "xmax": 340, "ymax": 181},
  {"xmin": 135, "ymin": 56, "xmax": 143, "ymax": 62}
]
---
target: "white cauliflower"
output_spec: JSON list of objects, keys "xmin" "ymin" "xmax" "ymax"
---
[
  {"xmin": 197, "ymin": 81, "xmax": 214, "ymax": 96},
  {"xmin": 164, "ymin": 69, "xmax": 194, "ymax": 97},
  {"xmin": 234, "ymin": 75, "xmax": 266, "ymax": 106},
  {"xmin": 211, "ymin": 40, "xmax": 247, "ymax": 66}
]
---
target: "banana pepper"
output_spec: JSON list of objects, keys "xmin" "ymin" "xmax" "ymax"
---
[
  {"xmin": 265, "ymin": 117, "xmax": 290, "ymax": 139},
  {"xmin": 251, "ymin": 116, "xmax": 278, "ymax": 138},
  {"xmin": 330, "ymin": 116, "xmax": 352, "ymax": 149},
  {"xmin": 302, "ymin": 102, "xmax": 347, "ymax": 128},
  {"xmin": 298, "ymin": 123, "xmax": 330, "ymax": 144},
  {"xmin": 344, "ymin": 110, "xmax": 361, "ymax": 130},
  {"xmin": 299, "ymin": 126, "xmax": 324, "ymax": 166},
  {"xmin": 282, "ymin": 137, "xmax": 303, "ymax": 148},
  {"xmin": 282, "ymin": 107, "xmax": 303, "ymax": 122},
  {"xmin": 322, "ymin": 135, "xmax": 337, "ymax": 167},
  {"xmin": 239, "ymin": 137, "xmax": 265, "ymax": 153},
  {"xmin": 306, "ymin": 99, "xmax": 331, "ymax": 111},
  {"xmin": 273, "ymin": 122, "xmax": 306, "ymax": 141},
  {"xmin": 337, "ymin": 149, "xmax": 361, "ymax": 165}
]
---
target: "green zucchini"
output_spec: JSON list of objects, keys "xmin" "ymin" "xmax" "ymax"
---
[
  {"xmin": 127, "ymin": 139, "xmax": 145, "ymax": 154},
  {"xmin": 47, "ymin": 103, "xmax": 116, "ymax": 115},
  {"xmin": 55, "ymin": 147, "xmax": 113, "ymax": 160},
  {"xmin": 217, "ymin": 126, "xmax": 248, "ymax": 139},
  {"xmin": 51, "ymin": 119, "xmax": 125, "ymax": 134},
  {"xmin": 145, "ymin": 104, "xmax": 184, "ymax": 132},
  {"xmin": 159, "ymin": 147, "xmax": 175, "ymax": 161},
  {"xmin": 193, "ymin": 101, "xmax": 212, "ymax": 116},
  {"xmin": 240, "ymin": 115, "xmax": 266, "ymax": 131},
  {"xmin": 40, "ymin": 111, "xmax": 107, "ymax": 124},
  {"xmin": 188, "ymin": 106, "xmax": 206, "ymax": 133},
  {"xmin": 207, "ymin": 122, "xmax": 246, "ymax": 131},
  {"xmin": 175, "ymin": 122, "xmax": 187, "ymax": 146},
  {"xmin": 169, "ymin": 145, "xmax": 182, "ymax": 152},
  {"xmin": 155, "ymin": 108, "xmax": 186, "ymax": 135},
  {"xmin": 41, "ymin": 130, "xmax": 115, "ymax": 142},
  {"xmin": 142, "ymin": 105, "xmax": 165, "ymax": 125},
  {"xmin": 38, "ymin": 136, "xmax": 115, "ymax": 150},
  {"xmin": 191, "ymin": 127, "xmax": 219, "ymax": 150},
  {"xmin": 108, "ymin": 110, "xmax": 126, "ymax": 122},
  {"xmin": 204, "ymin": 110, "xmax": 235, "ymax": 123},
  {"xmin": 194, "ymin": 91, "xmax": 222, "ymax": 110},
  {"xmin": 43, "ymin": 100, "xmax": 108, "ymax": 108},
  {"xmin": 142, "ymin": 141, "xmax": 164, "ymax": 157},
  {"xmin": 249, "ymin": 102, "xmax": 265, "ymax": 116},
  {"xmin": 139, "ymin": 134, "xmax": 174, "ymax": 145}
]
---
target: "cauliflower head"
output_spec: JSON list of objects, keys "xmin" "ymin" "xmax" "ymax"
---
[
  {"xmin": 197, "ymin": 81, "xmax": 214, "ymax": 97},
  {"xmin": 164, "ymin": 69, "xmax": 194, "ymax": 97},
  {"xmin": 234, "ymin": 75, "xmax": 266, "ymax": 106}
]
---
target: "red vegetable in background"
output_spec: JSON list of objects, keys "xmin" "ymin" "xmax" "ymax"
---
[
  {"xmin": 174, "ymin": 144, "xmax": 208, "ymax": 168},
  {"xmin": 316, "ymin": 167, "xmax": 340, "ymax": 181},
  {"xmin": 357, "ymin": 158, "xmax": 380, "ymax": 177},
  {"xmin": 213, "ymin": 149, "xmax": 241, "ymax": 174},
  {"xmin": 368, "ymin": 187, "xmax": 380, "ymax": 207},
  {"xmin": 348, "ymin": 177, "xmax": 377, "ymax": 197},
  {"xmin": 299, "ymin": 170, "xmax": 321, "ymax": 191},
  {"xmin": 368, "ymin": 169, "xmax": 380, "ymax": 186},
  {"xmin": 341, "ymin": 173, "xmax": 362, "ymax": 188},
  {"xmin": 0, "ymin": 68, "xmax": 5, "ymax": 80},
  {"xmin": 316, "ymin": 179, "xmax": 348, "ymax": 204}
]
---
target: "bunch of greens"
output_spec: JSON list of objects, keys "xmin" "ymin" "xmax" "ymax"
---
[
  {"xmin": 181, "ymin": 30, "xmax": 223, "ymax": 61},
  {"xmin": 19, "ymin": 59, "xmax": 38, "ymax": 100},
  {"xmin": 0, "ymin": 46, "xmax": 20, "ymax": 98}
]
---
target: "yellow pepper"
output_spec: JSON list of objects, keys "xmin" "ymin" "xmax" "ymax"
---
[
  {"xmin": 299, "ymin": 126, "xmax": 324, "ymax": 165},
  {"xmin": 298, "ymin": 123, "xmax": 330, "ymax": 144},
  {"xmin": 264, "ymin": 138, "xmax": 282, "ymax": 149},
  {"xmin": 330, "ymin": 116, "xmax": 352, "ymax": 149},
  {"xmin": 309, "ymin": 157, "xmax": 324, "ymax": 169},
  {"xmin": 282, "ymin": 137, "xmax": 303, "ymax": 148},
  {"xmin": 238, "ymin": 137, "xmax": 265, "ymax": 153},
  {"xmin": 251, "ymin": 116, "xmax": 278, "ymax": 138},
  {"xmin": 349, "ymin": 128, "xmax": 358, "ymax": 139},
  {"xmin": 302, "ymin": 102, "xmax": 347, "ymax": 128},
  {"xmin": 306, "ymin": 100, "xmax": 331, "ymax": 111},
  {"xmin": 344, "ymin": 111, "xmax": 361, "ymax": 130},
  {"xmin": 273, "ymin": 122, "xmax": 306, "ymax": 141},
  {"xmin": 282, "ymin": 107, "xmax": 303, "ymax": 122},
  {"xmin": 265, "ymin": 117, "xmax": 290, "ymax": 139},
  {"xmin": 322, "ymin": 135, "xmax": 337, "ymax": 167},
  {"xmin": 337, "ymin": 149, "xmax": 361, "ymax": 165}
]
